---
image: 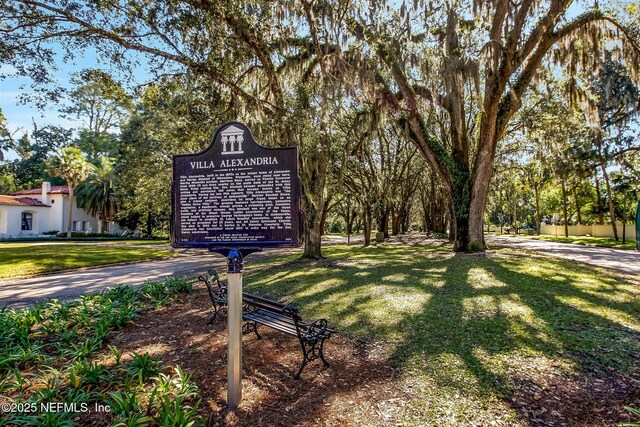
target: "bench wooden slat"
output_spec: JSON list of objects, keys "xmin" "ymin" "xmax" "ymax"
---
[
  {"xmin": 244, "ymin": 310, "xmax": 299, "ymax": 335},
  {"xmin": 243, "ymin": 293, "xmax": 288, "ymax": 309},
  {"xmin": 244, "ymin": 315, "xmax": 298, "ymax": 336},
  {"xmin": 242, "ymin": 298, "xmax": 291, "ymax": 316}
]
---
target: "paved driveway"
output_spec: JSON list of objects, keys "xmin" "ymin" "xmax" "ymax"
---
[
  {"xmin": 487, "ymin": 235, "xmax": 640, "ymax": 275},
  {"xmin": 0, "ymin": 248, "xmax": 299, "ymax": 309}
]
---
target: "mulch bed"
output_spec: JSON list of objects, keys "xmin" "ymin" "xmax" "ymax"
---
[
  {"xmin": 102, "ymin": 284, "xmax": 640, "ymax": 426},
  {"xmin": 509, "ymin": 369, "xmax": 640, "ymax": 426},
  {"xmin": 107, "ymin": 286, "xmax": 408, "ymax": 426}
]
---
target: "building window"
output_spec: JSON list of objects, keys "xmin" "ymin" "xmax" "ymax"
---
[
  {"xmin": 21, "ymin": 212, "xmax": 33, "ymax": 231},
  {"xmin": 72, "ymin": 221, "xmax": 77, "ymax": 232}
]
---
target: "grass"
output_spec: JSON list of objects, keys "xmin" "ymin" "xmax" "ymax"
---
[
  {"xmin": 0, "ymin": 243, "xmax": 175, "ymax": 279},
  {"xmin": 82, "ymin": 239, "xmax": 171, "ymax": 246},
  {"xmin": 0, "ymin": 277, "xmax": 203, "ymax": 426},
  {"xmin": 1, "ymin": 242, "xmax": 638, "ymax": 425},
  {"xmin": 520, "ymin": 234, "xmax": 638, "ymax": 250},
  {"xmin": 243, "ymin": 243, "xmax": 640, "ymax": 425}
]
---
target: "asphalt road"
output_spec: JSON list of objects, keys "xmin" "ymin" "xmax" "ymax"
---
[
  {"xmin": 487, "ymin": 235, "xmax": 640, "ymax": 275},
  {"xmin": 0, "ymin": 248, "xmax": 299, "ymax": 309}
]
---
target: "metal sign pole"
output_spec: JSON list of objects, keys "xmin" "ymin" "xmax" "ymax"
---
[{"xmin": 226, "ymin": 249, "xmax": 243, "ymax": 409}]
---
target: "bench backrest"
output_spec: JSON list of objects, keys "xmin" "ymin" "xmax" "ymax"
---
[
  {"xmin": 199, "ymin": 269, "xmax": 226, "ymax": 305},
  {"xmin": 243, "ymin": 293, "xmax": 301, "ymax": 321}
]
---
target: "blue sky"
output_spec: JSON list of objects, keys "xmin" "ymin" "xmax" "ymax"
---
[{"xmin": 0, "ymin": 46, "xmax": 149, "ymax": 160}]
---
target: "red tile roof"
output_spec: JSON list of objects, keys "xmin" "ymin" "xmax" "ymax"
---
[
  {"xmin": 0, "ymin": 195, "xmax": 50, "ymax": 207},
  {"xmin": 12, "ymin": 186, "xmax": 69, "ymax": 195}
]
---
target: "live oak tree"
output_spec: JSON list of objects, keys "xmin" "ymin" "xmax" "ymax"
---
[
  {"xmin": 2, "ymin": 0, "xmax": 639, "ymax": 252},
  {"xmin": 584, "ymin": 59, "xmax": 639, "ymax": 239},
  {"xmin": 339, "ymin": 0, "xmax": 640, "ymax": 251}
]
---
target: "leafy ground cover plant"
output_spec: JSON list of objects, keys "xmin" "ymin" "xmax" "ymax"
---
[
  {"xmin": 621, "ymin": 403, "xmax": 640, "ymax": 426},
  {"xmin": 0, "ymin": 277, "xmax": 203, "ymax": 426}
]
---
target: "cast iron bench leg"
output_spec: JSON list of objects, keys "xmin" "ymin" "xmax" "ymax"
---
[
  {"xmin": 294, "ymin": 359, "xmax": 308, "ymax": 380},
  {"xmin": 206, "ymin": 312, "xmax": 217, "ymax": 325},
  {"xmin": 294, "ymin": 336, "xmax": 329, "ymax": 379},
  {"xmin": 242, "ymin": 321, "xmax": 261, "ymax": 339},
  {"xmin": 319, "ymin": 338, "xmax": 330, "ymax": 368}
]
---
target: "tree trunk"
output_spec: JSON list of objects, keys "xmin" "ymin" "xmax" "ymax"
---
[
  {"xmin": 346, "ymin": 202, "xmax": 353, "ymax": 245},
  {"xmin": 534, "ymin": 182, "xmax": 541, "ymax": 235},
  {"xmin": 560, "ymin": 174, "xmax": 569, "ymax": 238},
  {"xmin": 301, "ymin": 144, "xmax": 329, "ymax": 259},
  {"xmin": 575, "ymin": 191, "xmax": 582, "ymax": 225},
  {"xmin": 597, "ymin": 134, "xmax": 618, "ymax": 240},
  {"xmin": 401, "ymin": 204, "xmax": 411, "ymax": 233},
  {"xmin": 146, "ymin": 211, "xmax": 153, "ymax": 237},
  {"xmin": 67, "ymin": 184, "xmax": 74, "ymax": 238},
  {"xmin": 302, "ymin": 190, "xmax": 326, "ymax": 259},
  {"xmin": 595, "ymin": 175, "xmax": 605, "ymax": 225},
  {"xmin": 320, "ymin": 199, "xmax": 330, "ymax": 236},
  {"xmin": 451, "ymin": 167, "xmax": 474, "ymax": 250},
  {"xmin": 377, "ymin": 202, "xmax": 390, "ymax": 239},
  {"xmin": 391, "ymin": 205, "xmax": 401, "ymax": 235},
  {"xmin": 363, "ymin": 206, "xmax": 372, "ymax": 246},
  {"xmin": 303, "ymin": 216, "xmax": 324, "ymax": 259}
]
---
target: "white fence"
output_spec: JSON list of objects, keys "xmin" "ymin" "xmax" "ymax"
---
[{"xmin": 540, "ymin": 223, "xmax": 636, "ymax": 241}]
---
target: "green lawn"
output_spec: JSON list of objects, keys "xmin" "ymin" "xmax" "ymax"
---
[
  {"xmin": 244, "ymin": 244, "xmax": 640, "ymax": 424},
  {"xmin": 83, "ymin": 239, "xmax": 171, "ymax": 246},
  {"xmin": 0, "ymin": 243, "xmax": 175, "ymax": 278}
]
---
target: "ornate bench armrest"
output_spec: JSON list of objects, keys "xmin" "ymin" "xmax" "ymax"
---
[
  {"xmin": 282, "ymin": 303, "xmax": 300, "ymax": 318},
  {"xmin": 303, "ymin": 318, "xmax": 332, "ymax": 339}
]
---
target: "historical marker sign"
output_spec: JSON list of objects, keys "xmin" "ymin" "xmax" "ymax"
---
[{"xmin": 172, "ymin": 121, "xmax": 302, "ymax": 248}]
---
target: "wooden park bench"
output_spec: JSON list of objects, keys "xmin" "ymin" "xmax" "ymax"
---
[{"xmin": 198, "ymin": 270, "xmax": 333, "ymax": 379}]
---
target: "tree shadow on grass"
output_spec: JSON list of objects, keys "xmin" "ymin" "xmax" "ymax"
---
[{"xmin": 244, "ymin": 244, "xmax": 640, "ymax": 425}]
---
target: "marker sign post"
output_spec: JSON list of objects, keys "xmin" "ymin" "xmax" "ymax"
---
[{"xmin": 172, "ymin": 122, "xmax": 302, "ymax": 409}]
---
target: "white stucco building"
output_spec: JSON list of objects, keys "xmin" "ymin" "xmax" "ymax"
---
[{"xmin": 0, "ymin": 182, "xmax": 118, "ymax": 238}]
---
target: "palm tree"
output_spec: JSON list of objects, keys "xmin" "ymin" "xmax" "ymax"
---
[
  {"xmin": 46, "ymin": 147, "xmax": 91, "ymax": 237},
  {"xmin": 76, "ymin": 156, "xmax": 118, "ymax": 233}
]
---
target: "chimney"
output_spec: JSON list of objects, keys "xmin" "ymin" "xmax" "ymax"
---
[{"xmin": 41, "ymin": 181, "xmax": 51, "ymax": 204}]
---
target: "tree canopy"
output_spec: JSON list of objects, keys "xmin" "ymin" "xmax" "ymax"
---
[{"xmin": 1, "ymin": 0, "xmax": 639, "ymax": 250}]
